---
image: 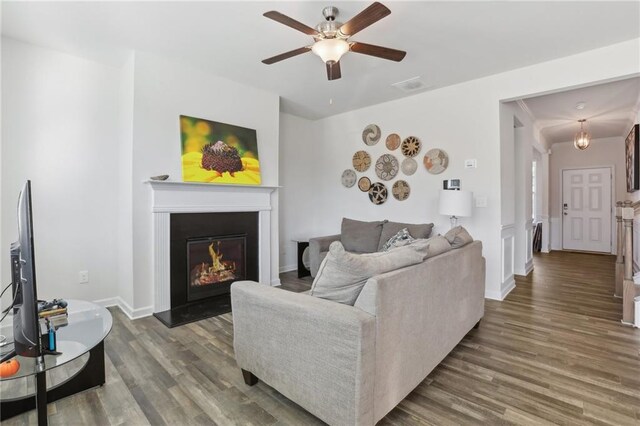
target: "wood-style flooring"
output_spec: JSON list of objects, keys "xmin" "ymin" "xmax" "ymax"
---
[{"xmin": 2, "ymin": 251, "xmax": 640, "ymax": 425}]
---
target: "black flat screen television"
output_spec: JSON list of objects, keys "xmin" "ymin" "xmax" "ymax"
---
[{"xmin": 8, "ymin": 180, "xmax": 42, "ymax": 358}]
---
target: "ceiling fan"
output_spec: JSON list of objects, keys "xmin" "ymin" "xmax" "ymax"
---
[{"xmin": 261, "ymin": 2, "xmax": 406, "ymax": 81}]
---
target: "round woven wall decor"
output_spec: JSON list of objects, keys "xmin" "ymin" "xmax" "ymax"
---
[
  {"xmin": 341, "ymin": 169, "xmax": 357, "ymax": 187},
  {"xmin": 362, "ymin": 124, "xmax": 381, "ymax": 146},
  {"xmin": 368, "ymin": 182, "xmax": 388, "ymax": 205}
]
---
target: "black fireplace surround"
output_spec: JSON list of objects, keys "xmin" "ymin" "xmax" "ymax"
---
[{"xmin": 153, "ymin": 212, "xmax": 258, "ymax": 327}]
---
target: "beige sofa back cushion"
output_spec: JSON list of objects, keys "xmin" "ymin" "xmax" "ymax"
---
[
  {"xmin": 444, "ymin": 226, "xmax": 474, "ymax": 248},
  {"xmin": 310, "ymin": 241, "xmax": 425, "ymax": 305}
]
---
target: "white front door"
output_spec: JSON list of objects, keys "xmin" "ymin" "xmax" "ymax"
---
[{"xmin": 562, "ymin": 167, "xmax": 612, "ymax": 252}]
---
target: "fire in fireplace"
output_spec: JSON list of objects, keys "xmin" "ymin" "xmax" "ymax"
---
[{"xmin": 187, "ymin": 235, "xmax": 246, "ymax": 302}]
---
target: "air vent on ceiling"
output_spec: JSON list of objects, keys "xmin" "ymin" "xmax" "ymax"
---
[{"xmin": 392, "ymin": 77, "xmax": 428, "ymax": 93}]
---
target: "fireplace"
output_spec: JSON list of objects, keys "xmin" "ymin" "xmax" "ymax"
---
[
  {"xmin": 187, "ymin": 235, "xmax": 246, "ymax": 302},
  {"xmin": 154, "ymin": 211, "xmax": 259, "ymax": 327},
  {"xmin": 148, "ymin": 180, "xmax": 278, "ymax": 327}
]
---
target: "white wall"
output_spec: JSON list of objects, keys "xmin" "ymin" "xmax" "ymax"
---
[
  {"xmin": 1, "ymin": 37, "xmax": 122, "ymax": 304},
  {"xmin": 116, "ymin": 53, "xmax": 135, "ymax": 309},
  {"xmin": 279, "ymin": 113, "xmax": 318, "ymax": 271},
  {"xmin": 1, "ymin": 41, "xmax": 281, "ymax": 315},
  {"xmin": 129, "ymin": 51, "xmax": 281, "ymax": 312},
  {"xmin": 279, "ymin": 38, "xmax": 640, "ymax": 300},
  {"xmin": 549, "ymin": 137, "xmax": 626, "ymax": 251},
  {"xmin": 500, "ymin": 102, "xmax": 535, "ymax": 281}
]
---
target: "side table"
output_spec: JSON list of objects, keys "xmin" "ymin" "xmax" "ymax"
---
[
  {"xmin": 292, "ymin": 238, "xmax": 311, "ymax": 278},
  {"xmin": 0, "ymin": 299, "xmax": 113, "ymax": 425}
]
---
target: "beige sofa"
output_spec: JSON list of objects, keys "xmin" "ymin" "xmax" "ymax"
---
[
  {"xmin": 231, "ymin": 240, "xmax": 485, "ymax": 425},
  {"xmin": 309, "ymin": 218, "xmax": 435, "ymax": 277}
]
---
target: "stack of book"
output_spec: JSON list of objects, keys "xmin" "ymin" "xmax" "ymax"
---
[{"xmin": 39, "ymin": 306, "xmax": 68, "ymax": 329}]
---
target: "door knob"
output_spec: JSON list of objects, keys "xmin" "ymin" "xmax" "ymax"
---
[{"xmin": 564, "ymin": 212, "xmax": 568, "ymax": 216}]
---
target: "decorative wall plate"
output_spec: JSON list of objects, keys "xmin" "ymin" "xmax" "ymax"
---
[
  {"xmin": 392, "ymin": 180, "xmax": 411, "ymax": 201},
  {"xmin": 401, "ymin": 158, "xmax": 417, "ymax": 175},
  {"xmin": 362, "ymin": 124, "xmax": 381, "ymax": 146},
  {"xmin": 401, "ymin": 136, "xmax": 421, "ymax": 157},
  {"xmin": 375, "ymin": 154, "xmax": 399, "ymax": 181},
  {"xmin": 341, "ymin": 169, "xmax": 357, "ymax": 187},
  {"xmin": 385, "ymin": 133, "xmax": 401, "ymax": 150},
  {"xmin": 368, "ymin": 182, "xmax": 388, "ymax": 205},
  {"xmin": 352, "ymin": 150, "xmax": 371, "ymax": 172},
  {"xmin": 423, "ymin": 149, "xmax": 449, "ymax": 174},
  {"xmin": 358, "ymin": 176, "xmax": 371, "ymax": 192}
]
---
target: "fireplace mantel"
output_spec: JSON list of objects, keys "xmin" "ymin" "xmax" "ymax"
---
[{"xmin": 147, "ymin": 180, "xmax": 278, "ymax": 312}]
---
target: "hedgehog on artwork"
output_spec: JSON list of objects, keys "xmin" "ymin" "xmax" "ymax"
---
[{"xmin": 201, "ymin": 141, "xmax": 243, "ymax": 175}]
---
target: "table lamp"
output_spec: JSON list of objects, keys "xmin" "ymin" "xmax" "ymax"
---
[{"xmin": 439, "ymin": 190, "xmax": 473, "ymax": 228}]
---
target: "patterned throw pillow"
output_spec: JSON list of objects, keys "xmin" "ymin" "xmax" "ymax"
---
[{"xmin": 381, "ymin": 228, "xmax": 415, "ymax": 251}]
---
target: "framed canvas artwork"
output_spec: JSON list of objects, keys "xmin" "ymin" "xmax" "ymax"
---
[
  {"xmin": 180, "ymin": 115, "xmax": 261, "ymax": 185},
  {"xmin": 626, "ymin": 124, "xmax": 639, "ymax": 192}
]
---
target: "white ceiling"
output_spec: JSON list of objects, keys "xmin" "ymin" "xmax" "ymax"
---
[
  {"xmin": 2, "ymin": 1, "xmax": 639, "ymax": 120},
  {"xmin": 520, "ymin": 77, "xmax": 640, "ymax": 145}
]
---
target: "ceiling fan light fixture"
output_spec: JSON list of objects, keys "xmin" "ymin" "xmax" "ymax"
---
[
  {"xmin": 574, "ymin": 119, "xmax": 591, "ymax": 150},
  {"xmin": 311, "ymin": 38, "xmax": 349, "ymax": 63}
]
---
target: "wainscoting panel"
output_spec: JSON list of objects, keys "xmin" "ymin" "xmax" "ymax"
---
[{"xmin": 499, "ymin": 224, "xmax": 516, "ymax": 300}]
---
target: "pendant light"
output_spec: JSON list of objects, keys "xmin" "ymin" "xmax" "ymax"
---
[{"xmin": 574, "ymin": 119, "xmax": 591, "ymax": 150}]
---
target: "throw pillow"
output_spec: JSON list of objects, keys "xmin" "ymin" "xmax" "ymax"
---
[
  {"xmin": 310, "ymin": 241, "xmax": 424, "ymax": 305},
  {"xmin": 377, "ymin": 221, "xmax": 434, "ymax": 251},
  {"xmin": 381, "ymin": 228, "xmax": 416, "ymax": 251},
  {"xmin": 444, "ymin": 226, "xmax": 474, "ymax": 248},
  {"xmin": 341, "ymin": 217, "xmax": 386, "ymax": 253}
]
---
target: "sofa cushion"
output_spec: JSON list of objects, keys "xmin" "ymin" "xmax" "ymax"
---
[
  {"xmin": 377, "ymin": 221, "xmax": 434, "ymax": 251},
  {"xmin": 310, "ymin": 241, "xmax": 424, "ymax": 305},
  {"xmin": 341, "ymin": 218, "xmax": 385, "ymax": 253},
  {"xmin": 423, "ymin": 235, "xmax": 453, "ymax": 258},
  {"xmin": 444, "ymin": 226, "xmax": 474, "ymax": 248},
  {"xmin": 381, "ymin": 228, "xmax": 415, "ymax": 251}
]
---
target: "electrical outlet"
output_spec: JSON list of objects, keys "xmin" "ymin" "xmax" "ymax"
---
[{"xmin": 79, "ymin": 271, "xmax": 89, "ymax": 284}]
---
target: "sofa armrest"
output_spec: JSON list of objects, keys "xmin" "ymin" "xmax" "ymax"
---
[
  {"xmin": 309, "ymin": 234, "xmax": 341, "ymax": 277},
  {"xmin": 231, "ymin": 281, "xmax": 375, "ymax": 426}
]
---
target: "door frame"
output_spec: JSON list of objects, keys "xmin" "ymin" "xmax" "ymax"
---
[{"xmin": 559, "ymin": 165, "xmax": 615, "ymax": 254}]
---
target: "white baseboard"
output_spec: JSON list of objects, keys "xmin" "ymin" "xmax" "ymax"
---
[
  {"xmin": 524, "ymin": 260, "xmax": 534, "ymax": 275},
  {"xmin": 501, "ymin": 277, "xmax": 516, "ymax": 299},
  {"xmin": 93, "ymin": 297, "xmax": 153, "ymax": 320},
  {"xmin": 486, "ymin": 277, "xmax": 516, "ymax": 300},
  {"xmin": 270, "ymin": 278, "xmax": 282, "ymax": 286},
  {"xmin": 279, "ymin": 264, "xmax": 297, "ymax": 273}
]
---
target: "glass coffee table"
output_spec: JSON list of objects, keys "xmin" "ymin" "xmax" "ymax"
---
[{"xmin": 0, "ymin": 300, "xmax": 112, "ymax": 425}]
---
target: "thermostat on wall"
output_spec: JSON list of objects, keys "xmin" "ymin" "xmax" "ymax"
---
[
  {"xmin": 443, "ymin": 179, "xmax": 460, "ymax": 190},
  {"xmin": 464, "ymin": 159, "xmax": 477, "ymax": 168}
]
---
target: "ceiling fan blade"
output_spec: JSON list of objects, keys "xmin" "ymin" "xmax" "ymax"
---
[
  {"xmin": 263, "ymin": 11, "xmax": 319, "ymax": 36},
  {"xmin": 350, "ymin": 42, "xmax": 406, "ymax": 62},
  {"xmin": 262, "ymin": 47, "xmax": 311, "ymax": 65},
  {"xmin": 339, "ymin": 2, "xmax": 391, "ymax": 36},
  {"xmin": 326, "ymin": 61, "xmax": 342, "ymax": 80}
]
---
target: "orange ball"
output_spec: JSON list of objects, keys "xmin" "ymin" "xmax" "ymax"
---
[{"xmin": 0, "ymin": 359, "xmax": 20, "ymax": 378}]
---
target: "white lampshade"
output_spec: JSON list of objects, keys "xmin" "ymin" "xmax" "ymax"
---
[
  {"xmin": 311, "ymin": 39, "xmax": 349, "ymax": 63},
  {"xmin": 439, "ymin": 190, "xmax": 473, "ymax": 218}
]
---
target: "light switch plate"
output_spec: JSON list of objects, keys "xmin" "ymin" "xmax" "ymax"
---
[
  {"xmin": 475, "ymin": 196, "xmax": 487, "ymax": 208},
  {"xmin": 465, "ymin": 159, "xmax": 477, "ymax": 169}
]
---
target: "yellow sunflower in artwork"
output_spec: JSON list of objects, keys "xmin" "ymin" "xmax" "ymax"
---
[
  {"xmin": 180, "ymin": 115, "xmax": 262, "ymax": 185},
  {"xmin": 182, "ymin": 153, "xmax": 261, "ymax": 184}
]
